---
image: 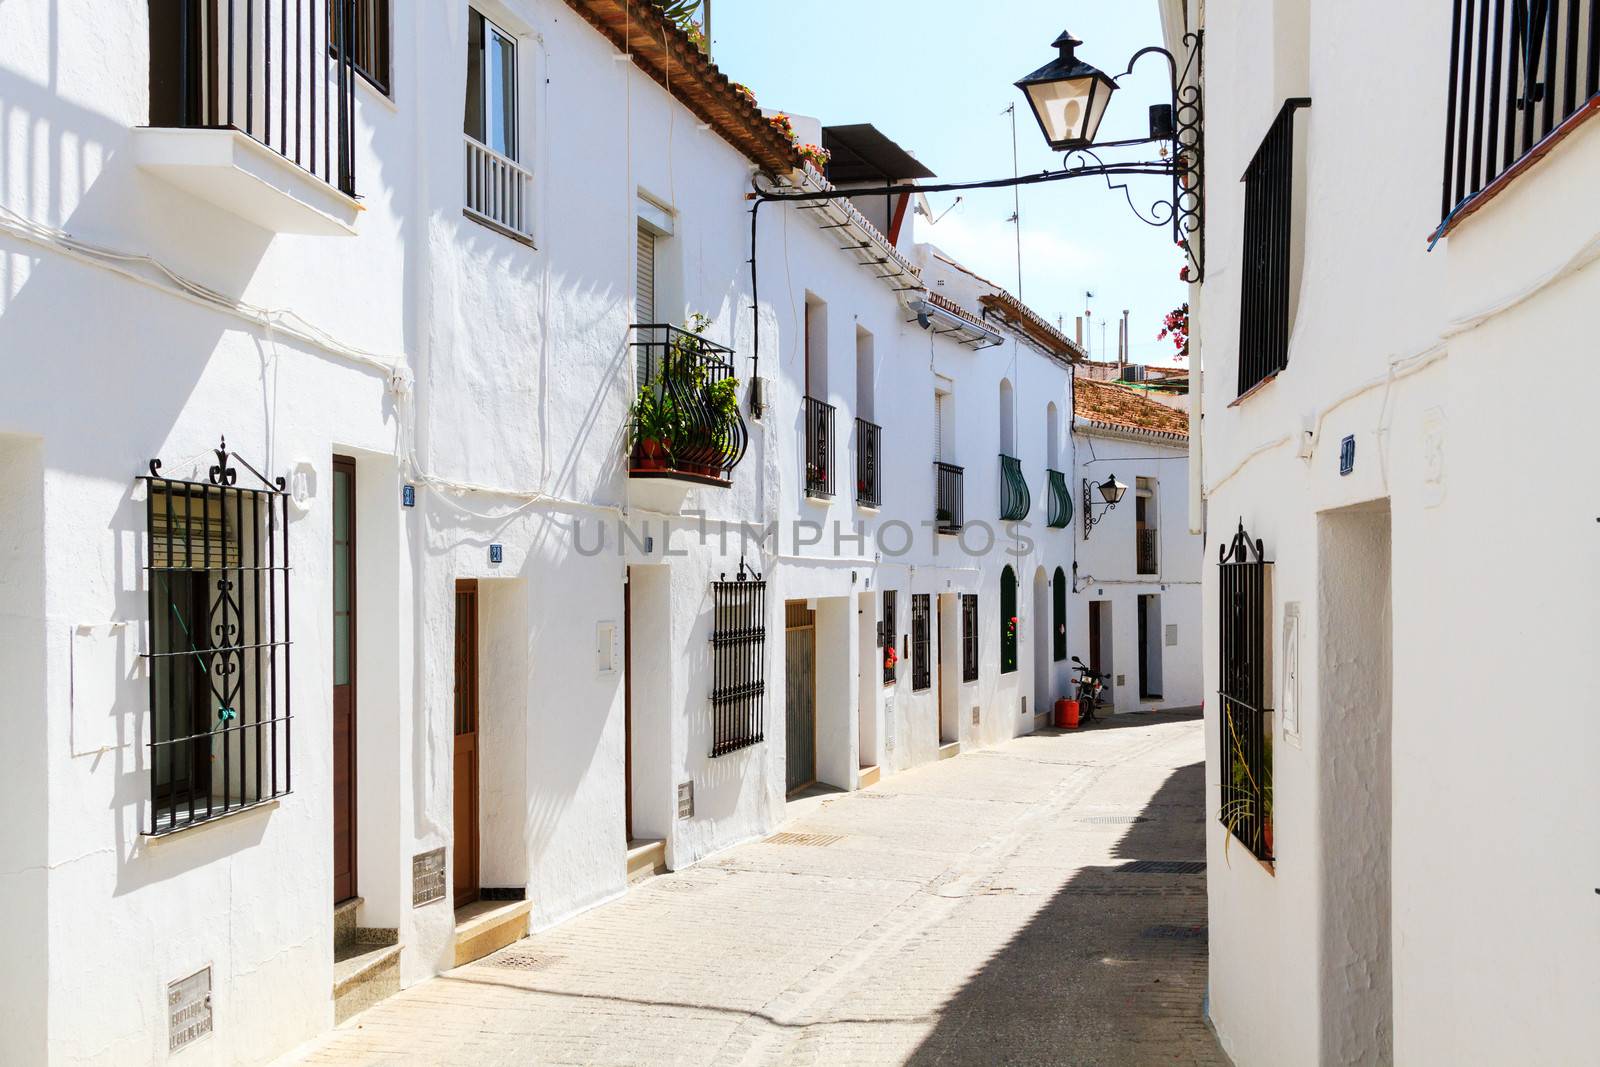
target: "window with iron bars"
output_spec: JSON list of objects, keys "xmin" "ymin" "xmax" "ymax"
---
[
  {"xmin": 961, "ymin": 594, "xmax": 979, "ymax": 683},
  {"xmin": 999, "ymin": 565, "xmax": 1018, "ymax": 674},
  {"xmin": 1237, "ymin": 99, "xmax": 1311, "ymax": 396},
  {"xmin": 1439, "ymin": 0, "xmax": 1599, "ymax": 233},
  {"xmin": 331, "ymin": 0, "xmax": 391, "ymax": 95},
  {"xmin": 710, "ymin": 569, "xmax": 766, "ymax": 756},
  {"xmin": 1218, "ymin": 522, "xmax": 1273, "ymax": 862},
  {"xmin": 882, "ymin": 589, "xmax": 897, "ymax": 685},
  {"xmin": 143, "ymin": 442, "xmax": 292, "ymax": 836},
  {"xmin": 910, "ymin": 594, "xmax": 931, "ymax": 692}
]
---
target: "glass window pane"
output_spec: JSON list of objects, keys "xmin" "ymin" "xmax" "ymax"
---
[
  {"xmin": 333, "ymin": 543, "xmax": 351, "ymax": 612},
  {"xmin": 334, "ymin": 614, "xmax": 352, "ymax": 686},
  {"xmin": 487, "ymin": 25, "xmax": 517, "ymax": 158},
  {"xmin": 333, "ymin": 469, "xmax": 351, "ymax": 540}
]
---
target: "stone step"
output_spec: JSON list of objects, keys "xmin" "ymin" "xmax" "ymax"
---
[
  {"xmin": 938, "ymin": 740, "xmax": 962, "ymax": 761},
  {"xmin": 625, "ymin": 839, "xmax": 667, "ymax": 885},
  {"xmin": 454, "ymin": 899, "xmax": 531, "ymax": 968},
  {"xmin": 333, "ymin": 941, "xmax": 400, "ymax": 1024},
  {"xmin": 858, "ymin": 765, "xmax": 881, "ymax": 788}
]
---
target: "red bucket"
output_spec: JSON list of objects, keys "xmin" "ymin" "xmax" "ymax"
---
[{"xmin": 1055, "ymin": 698, "xmax": 1080, "ymax": 729}]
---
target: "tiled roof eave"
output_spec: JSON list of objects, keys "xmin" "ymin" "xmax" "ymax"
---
[{"xmin": 1074, "ymin": 419, "xmax": 1190, "ymax": 445}]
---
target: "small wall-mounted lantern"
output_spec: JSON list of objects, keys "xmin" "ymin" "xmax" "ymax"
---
[
  {"xmin": 1081, "ymin": 474, "xmax": 1128, "ymax": 541},
  {"xmin": 1016, "ymin": 32, "xmax": 1119, "ymax": 151}
]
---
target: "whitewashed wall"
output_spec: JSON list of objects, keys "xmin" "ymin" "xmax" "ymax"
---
[{"xmin": 1182, "ymin": 0, "xmax": 1600, "ymax": 1062}]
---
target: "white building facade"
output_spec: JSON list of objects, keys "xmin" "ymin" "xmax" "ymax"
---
[
  {"xmin": 0, "ymin": 2, "xmax": 1192, "ymax": 1063},
  {"xmin": 1164, "ymin": 0, "xmax": 1600, "ymax": 1061}
]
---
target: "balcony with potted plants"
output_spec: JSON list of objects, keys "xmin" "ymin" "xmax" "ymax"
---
[{"xmin": 628, "ymin": 320, "xmax": 748, "ymax": 498}]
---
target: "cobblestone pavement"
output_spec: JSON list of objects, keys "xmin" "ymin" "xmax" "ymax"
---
[{"xmin": 288, "ymin": 713, "xmax": 1224, "ymax": 1067}]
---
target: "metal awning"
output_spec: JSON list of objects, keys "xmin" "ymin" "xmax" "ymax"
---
[{"xmin": 822, "ymin": 124, "xmax": 936, "ymax": 184}]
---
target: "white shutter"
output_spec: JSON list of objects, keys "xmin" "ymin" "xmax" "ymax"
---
[
  {"xmin": 636, "ymin": 223, "xmax": 656, "ymax": 325},
  {"xmin": 934, "ymin": 393, "xmax": 946, "ymax": 462}
]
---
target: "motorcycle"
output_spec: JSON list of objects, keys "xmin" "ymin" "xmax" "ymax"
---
[{"xmin": 1070, "ymin": 656, "xmax": 1106, "ymax": 725}]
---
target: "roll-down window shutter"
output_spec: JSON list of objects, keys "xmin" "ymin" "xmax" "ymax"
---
[{"xmin": 636, "ymin": 223, "xmax": 656, "ymax": 325}]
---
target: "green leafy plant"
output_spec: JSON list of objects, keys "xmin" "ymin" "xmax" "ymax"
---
[
  {"xmin": 654, "ymin": 1, "xmax": 707, "ymax": 52},
  {"xmin": 1218, "ymin": 709, "xmax": 1273, "ymax": 862}
]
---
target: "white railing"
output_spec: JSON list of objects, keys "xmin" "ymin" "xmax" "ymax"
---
[{"xmin": 464, "ymin": 135, "xmax": 534, "ymax": 240}]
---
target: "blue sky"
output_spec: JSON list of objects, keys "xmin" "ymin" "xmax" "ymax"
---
[{"xmin": 710, "ymin": 2, "xmax": 1187, "ymax": 365}]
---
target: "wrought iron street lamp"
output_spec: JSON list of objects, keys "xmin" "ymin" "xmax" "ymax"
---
[
  {"xmin": 1015, "ymin": 32, "xmax": 1119, "ymax": 151},
  {"xmin": 1081, "ymin": 474, "xmax": 1128, "ymax": 541}
]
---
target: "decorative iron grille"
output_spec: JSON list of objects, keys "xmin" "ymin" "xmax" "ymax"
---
[
  {"xmin": 1237, "ymin": 99, "xmax": 1311, "ymax": 396},
  {"xmin": 710, "ymin": 563, "xmax": 766, "ymax": 757},
  {"xmin": 910, "ymin": 594, "xmax": 931, "ymax": 692},
  {"xmin": 630, "ymin": 324, "xmax": 748, "ymax": 482},
  {"xmin": 882, "ymin": 590, "xmax": 897, "ymax": 685},
  {"xmin": 999, "ymin": 454, "xmax": 1030, "ymax": 521},
  {"xmin": 855, "ymin": 417, "xmax": 881, "ymax": 508},
  {"xmin": 1218, "ymin": 522, "xmax": 1273, "ymax": 862},
  {"xmin": 142, "ymin": 440, "xmax": 292, "ymax": 835},
  {"xmin": 999, "ymin": 566, "xmax": 1018, "ymax": 674},
  {"xmin": 961, "ymin": 594, "xmax": 979, "ymax": 683},
  {"xmin": 1440, "ymin": 0, "xmax": 1599, "ymax": 228},
  {"xmin": 803, "ymin": 395, "xmax": 835, "ymax": 498},
  {"xmin": 1046, "ymin": 469, "xmax": 1072, "ymax": 529},
  {"xmin": 150, "ymin": 0, "xmax": 359, "ymax": 195},
  {"xmin": 935, "ymin": 462, "xmax": 964, "ymax": 533},
  {"xmin": 1137, "ymin": 528, "xmax": 1160, "ymax": 575}
]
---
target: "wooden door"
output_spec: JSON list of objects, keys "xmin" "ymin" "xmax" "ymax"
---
[
  {"xmin": 453, "ymin": 580, "xmax": 481, "ymax": 907},
  {"xmin": 784, "ymin": 602, "xmax": 817, "ymax": 795},
  {"xmin": 936, "ymin": 597, "xmax": 946, "ymax": 737},
  {"xmin": 1089, "ymin": 601, "xmax": 1103, "ymax": 677},
  {"xmin": 332, "ymin": 456, "xmax": 358, "ymax": 903}
]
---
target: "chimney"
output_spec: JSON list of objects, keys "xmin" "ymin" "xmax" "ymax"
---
[
  {"xmin": 1075, "ymin": 316, "xmax": 1083, "ymax": 346},
  {"xmin": 1118, "ymin": 310, "xmax": 1130, "ymax": 374}
]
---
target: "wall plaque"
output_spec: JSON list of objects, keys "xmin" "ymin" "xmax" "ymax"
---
[
  {"xmin": 167, "ymin": 967, "xmax": 213, "ymax": 1053},
  {"xmin": 412, "ymin": 847, "xmax": 446, "ymax": 907}
]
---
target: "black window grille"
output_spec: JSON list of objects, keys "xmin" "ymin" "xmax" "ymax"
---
[
  {"xmin": 1046, "ymin": 469, "xmax": 1073, "ymax": 529},
  {"xmin": 1237, "ymin": 98, "xmax": 1311, "ymax": 396},
  {"xmin": 143, "ymin": 440, "xmax": 292, "ymax": 836},
  {"xmin": 710, "ymin": 566, "xmax": 766, "ymax": 757},
  {"xmin": 882, "ymin": 590, "xmax": 897, "ymax": 685},
  {"xmin": 999, "ymin": 454, "xmax": 1030, "ymax": 521},
  {"xmin": 910, "ymin": 594, "xmax": 931, "ymax": 692},
  {"xmin": 331, "ymin": 0, "xmax": 391, "ymax": 95},
  {"xmin": 1440, "ymin": 0, "xmax": 1599, "ymax": 228},
  {"xmin": 856, "ymin": 417, "xmax": 881, "ymax": 508},
  {"xmin": 148, "ymin": 0, "xmax": 358, "ymax": 195},
  {"xmin": 935, "ymin": 461, "xmax": 964, "ymax": 533},
  {"xmin": 1219, "ymin": 522, "xmax": 1273, "ymax": 862},
  {"xmin": 961, "ymin": 594, "xmax": 979, "ymax": 682},
  {"xmin": 804, "ymin": 395, "xmax": 835, "ymax": 497},
  {"xmin": 1052, "ymin": 567, "xmax": 1068, "ymax": 661},
  {"xmin": 999, "ymin": 565, "xmax": 1018, "ymax": 674}
]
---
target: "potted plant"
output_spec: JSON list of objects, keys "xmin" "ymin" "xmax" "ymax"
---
[
  {"xmin": 883, "ymin": 645, "xmax": 898, "ymax": 672},
  {"xmin": 798, "ymin": 143, "xmax": 831, "ymax": 170},
  {"xmin": 628, "ymin": 387, "xmax": 674, "ymax": 472}
]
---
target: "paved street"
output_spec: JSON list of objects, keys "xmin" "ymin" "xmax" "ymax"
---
[{"xmin": 289, "ymin": 713, "xmax": 1223, "ymax": 1067}]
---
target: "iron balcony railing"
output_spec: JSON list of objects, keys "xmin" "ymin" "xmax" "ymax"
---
[
  {"xmin": 803, "ymin": 396, "xmax": 835, "ymax": 498},
  {"xmin": 465, "ymin": 135, "xmax": 535, "ymax": 239},
  {"xmin": 999, "ymin": 454, "xmax": 1030, "ymax": 521},
  {"xmin": 152, "ymin": 0, "xmax": 359, "ymax": 196},
  {"xmin": 935, "ymin": 462, "xmax": 964, "ymax": 533},
  {"xmin": 1440, "ymin": 0, "xmax": 1599, "ymax": 227},
  {"xmin": 855, "ymin": 417, "xmax": 882, "ymax": 508},
  {"xmin": 1238, "ymin": 98, "xmax": 1311, "ymax": 396},
  {"xmin": 1137, "ymin": 527, "xmax": 1160, "ymax": 574},
  {"xmin": 629, "ymin": 324, "xmax": 748, "ymax": 483},
  {"xmin": 1046, "ymin": 469, "xmax": 1073, "ymax": 529}
]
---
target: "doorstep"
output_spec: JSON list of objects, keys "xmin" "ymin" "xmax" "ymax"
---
[
  {"xmin": 453, "ymin": 899, "xmax": 531, "ymax": 968},
  {"xmin": 857, "ymin": 765, "xmax": 881, "ymax": 789},
  {"xmin": 332, "ymin": 898, "xmax": 400, "ymax": 1024},
  {"xmin": 938, "ymin": 741, "xmax": 961, "ymax": 761},
  {"xmin": 626, "ymin": 839, "xmax": 667, "ymax": 885}
]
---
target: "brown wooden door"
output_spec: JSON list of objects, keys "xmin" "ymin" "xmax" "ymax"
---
[
  {"xmin": 784, "ymin": 602, "xmax": 817, "ymax": 795},
  {"xmin": 332, "ymin": 456, "xmax": 358, "ymax": 903},
  {"xmin": 624, "ymin": 571, "xmax": 633, "ymax": 842},
  {"xmin": 1089, "ymin": 601, "xmax": 1103, "ymax": 677},
  {"xmin": 453, "ymin": 580, "xmax": 481, "ymax": 907}
]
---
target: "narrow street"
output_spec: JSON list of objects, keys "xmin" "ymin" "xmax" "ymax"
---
[{"xmin": 288, "ymin": 713, "xmax": 1222, "ymax": 1067}]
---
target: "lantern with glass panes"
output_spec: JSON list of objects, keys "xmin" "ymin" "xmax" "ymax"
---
[{"xmin": 1081, "ymin": 474, "xmax": 1129, "ymax": 541}]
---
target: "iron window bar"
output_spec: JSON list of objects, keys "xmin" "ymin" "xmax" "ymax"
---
[
  {"xmin": 629, "ymin": 324, "xmax": 749, "ymax": 483},
  {"xmin": 141, "ymin": 439, "xmax": 292, "ymax": 836},
  {"xmin": 1046, "ymin": 468, "xmax": 1073, "ymax": 529},
  {"xmin": 910, "ymin": 593, "xmax": 932, "ymax": 692},
  {"xmin": 855, "ymin": 417, "xmax": 882, "ymax": 508},
  {"xmin": 1237, "ymin": 98, "xmax": 1311, "ymax": 396},
  {"xmin": 999, "ymin": 454, "xmax": 1031, "ymax": 521},
  {"xmin": 330, "ymin": 0, "xmax": 390, "ymax": 95},
  {"xmin": 935, "ymin": 461, "xmax": 964, "ymax": 533},
  {"xmin": 1438, "ymin": 0, "xmax": 1599, "ymax": 232},
  {"xmin": 1218, "ymin": 522, "xmax": 1273, "ymax": 862},
  {"xmin": 803, "ymin": 395, "xmax": 836, "ymax": 498},
  {"xmin": 1137, "ymin": 527, "xmax": 1160, "ymax": 575},
  {"xmin": 882, "ymin": 590, "xmax": 897, "ymax": 685},
  {"xmin": 156, "ymin": 0, "xmax": 359, "ymax": 196},
  {"xmin": 710, "ymin": 561, "xmax": 766, "ymax": 757},
  {"xmin": 961, "ymin": 594, "xmax": 979, "ymax": 683}
]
